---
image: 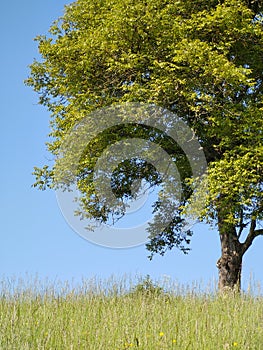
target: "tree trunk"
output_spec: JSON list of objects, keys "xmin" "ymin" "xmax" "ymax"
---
[{"xmin": 216, "ymin": 230, "xmax": 243, "ymax": 293}]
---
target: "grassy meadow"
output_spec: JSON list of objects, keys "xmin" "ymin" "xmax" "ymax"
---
[{"xmin": 0, "ymin": 276, "xmax": 262, "ymax": 349}]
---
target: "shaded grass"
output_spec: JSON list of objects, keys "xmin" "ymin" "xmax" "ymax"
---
[{"xmin": 0, "ymin": 276, "xmax": 262, "ymax": 349}]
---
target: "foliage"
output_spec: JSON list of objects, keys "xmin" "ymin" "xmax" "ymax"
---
[
  {"xmin": 129, "ymin": 275, "xmax": 164, "ymax": 297},
  {"xmin": 26, "ymin": 0, "xmax": 263, "ymax": 258}
]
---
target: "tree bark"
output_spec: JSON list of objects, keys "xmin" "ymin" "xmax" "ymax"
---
[
  {"xmin": 216, "ymin": 215, "xmax": 263, "ymax": 293},
  {"xmin": 216, "ymin": 217, "xmax": 243, "ymax": 292},
  {"xmin": 216, "ymin": 230, "xmax": 243, "ymax": 292}
]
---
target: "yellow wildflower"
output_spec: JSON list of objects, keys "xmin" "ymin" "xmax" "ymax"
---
[{"xmin": 124, "ymin": 343, "xmax": 134, "ymax": 348}]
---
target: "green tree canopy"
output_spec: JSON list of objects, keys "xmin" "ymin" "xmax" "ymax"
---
[{"xmin": 27, "ymin": 0, "xmax": 263, "ymax": 291}]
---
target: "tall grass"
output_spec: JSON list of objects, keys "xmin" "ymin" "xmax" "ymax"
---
[{"xmin": 0, "ymin": 276, "xmax": 262, "ymax": 349}]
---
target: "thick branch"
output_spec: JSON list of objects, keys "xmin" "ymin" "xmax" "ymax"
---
[{"xmin": 241, "ymin": 219, "xmax": 263, "ymax": 255}]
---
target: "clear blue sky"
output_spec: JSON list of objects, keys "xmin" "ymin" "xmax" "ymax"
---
[{"xmin": 1, "ymin": 0, "xmax": 262, "ymax": 291}]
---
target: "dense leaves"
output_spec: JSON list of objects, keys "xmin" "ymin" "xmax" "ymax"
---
[{"xmin": 27, "ymin": 0, "xmax": 263, "ymax": 259}]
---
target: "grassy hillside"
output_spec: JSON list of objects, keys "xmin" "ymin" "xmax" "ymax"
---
[{"xmin": 0, "ymin": 277, "xmax": 262, "ymax": 349}]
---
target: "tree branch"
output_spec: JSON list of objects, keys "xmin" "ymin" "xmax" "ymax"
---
[
  {"xmin": 237, "ymin": 208, "xmax": 245, "ymax": 239},
  {"xmin": 241, "ymin": 219, "xmax": 263, "ymax": 255}
]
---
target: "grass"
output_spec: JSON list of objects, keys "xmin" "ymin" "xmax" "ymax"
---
[{"xmin": 0, "ymin": 276, "xmax": 262, "ymax": 349}]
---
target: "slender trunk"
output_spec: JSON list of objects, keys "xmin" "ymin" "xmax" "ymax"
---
[{"xmin": 216, "ymin": 224, "xmax": 243, "ymax": 293}]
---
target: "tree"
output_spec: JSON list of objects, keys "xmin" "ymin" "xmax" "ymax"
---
[{"xmin": 26, "ymin": 0, "xmax": 263, "ymax": 292}]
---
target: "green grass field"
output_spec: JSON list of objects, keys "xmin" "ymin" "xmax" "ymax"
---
[{"xmin": 0, "ymin": 276, "xmax": 262, "ymax": 349}]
